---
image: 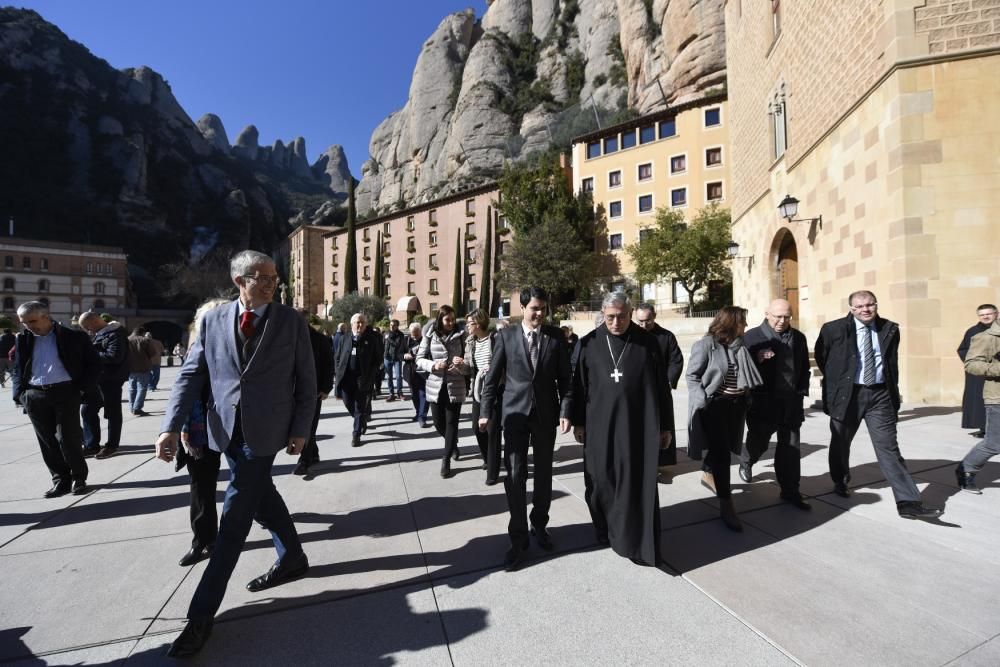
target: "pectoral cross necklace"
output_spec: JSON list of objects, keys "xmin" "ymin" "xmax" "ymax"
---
[{"xmin": 605, "ymin": 333, "xmax": 630, "ymax": 383}]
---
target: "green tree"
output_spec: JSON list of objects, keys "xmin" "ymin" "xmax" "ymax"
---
[
  {"xmin": 478, "ymin": 213, "xmax": 492, "ymax": 311},
  {"xmin": 343, "ymin": 179, "xmax": 359, "ymax": 293},
  {"xmin": 452, "ymin": 235, "xmax": 463, "ymax": 313},
  {"xmin": 626, "ymin": 204, "xmax": 732, "ymax": 314},
  {"xmin": 372, "ymin": 230, "xmax": 384, "ymax": 299},
  {"xmin": 0, "ymin": 314, "xmax": 13, "ymax": 329},
  {"xmin": 495, "ymin": 153, "xmax": 593, "ymax": 239},
  {"xmin": 328, "ymin": 292, "xmax": 387, "ymax": 327}
]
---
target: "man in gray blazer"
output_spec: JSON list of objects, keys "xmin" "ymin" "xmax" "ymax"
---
[{"xmin": 155, "ymin": 250, "xmax": 317, "ymax": 658}]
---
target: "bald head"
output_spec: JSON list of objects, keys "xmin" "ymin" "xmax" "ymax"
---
[
  {"xmin": 766, "ymin": 299, "xmax": 793, "ymax": 333},
  {"xmin": 78, "ymin": 312, "xmax": 107, "ymax": 335}
]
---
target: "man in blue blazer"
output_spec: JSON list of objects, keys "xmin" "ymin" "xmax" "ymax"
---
[{"xmin": 156, "ymin": 250, "xmax": 317, "ymax": 657}]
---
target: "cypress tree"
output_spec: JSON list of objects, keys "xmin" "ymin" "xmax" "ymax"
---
[
  {"xmin": 452, "ymin": 235, "xmax": 463, "ymax": 313},
  {"xmin": 479, "ymin": 211, "xmax": 492, "ymax": 313},
  {"xmin": 372, "ymin": 230, "xmax": 384, "ymax": 299},
  {"xmin": 344, "ymin": 179, "xmax": 359, "ymax": 293}
]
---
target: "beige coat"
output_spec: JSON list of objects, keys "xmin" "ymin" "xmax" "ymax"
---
[{"xmin": 965, "ymin": 320, "xmax": 1000, "ymax": 404}]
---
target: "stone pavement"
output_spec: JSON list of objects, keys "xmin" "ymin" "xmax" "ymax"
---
[{"xmin": 1, "ymin": 367, "xmax": 999, "ymax": 666}]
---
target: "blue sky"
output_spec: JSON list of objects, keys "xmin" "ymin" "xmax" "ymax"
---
[{"xmin": 15, "ymin": 1, "xmax": 480, "ymax": 177}]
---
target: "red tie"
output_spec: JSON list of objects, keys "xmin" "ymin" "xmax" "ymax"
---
[{"xmin": 240, "ymin": 311, "xmax": 257, "ymax": 339}]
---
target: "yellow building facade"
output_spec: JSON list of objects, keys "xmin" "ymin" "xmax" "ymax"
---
[
  {"xmin": 570, "ymin": 95, "xmax": 730, "ymax": 311},
  {"xmin": 725, "ymin": 0, "xmax": 1000, "ymax": 404}
]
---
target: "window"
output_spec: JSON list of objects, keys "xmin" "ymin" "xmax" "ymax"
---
[
  {"xmin": 429, "ymin": 278, "xmax": 438, "ymax": 292},
  {"xmin": 363, "ymin": 228, "xmax": 371, "ymax": 242},
  {"xmin": 621, "ymin": 130, "xmax": 636, "ymax": 149},
  {"xmin": 706, "ymin": 181, "xmax": 724, "ymax": 202},
  {"xmin": 499, "ymin": 241, "xmax": 508, "ymax": 256},
  {"xmin": 706, "ymin": 147, "xmax": 723, "ymax": 167},
  {"xmin": 332, "ymin": 238, "xmax": 339, "ymax": 250},
  {"xmin": 3, "ymin": 296, "xmax": 14, "ymax": 310},
  {"xmin": 3, "ymin": 256, "xmax": 11, "ymax": 268},
  {"xmin": 22, "ymin": 257, "xmax": 31, "ymax": 269},
  {"xmin": 40, "ymin": 258, "xmax": 49, "ymax": 271},
  {"xmin": 383, "ymin": 222, "xmax": 391, "ymax": 234},
  {"xmin": 501, "ymin": 298, "xmax": 511, "ymax": 317},
  {"xmin": 466, "ymin": 222, "xmax": 475, "ymax": 236},
  {"xmin": 468, "ymin": 299, "xmax": 477, "ymax": 311},
  {"xmin": 638, "ymin": 195, "xmax": 653, "ymax": 213},
  {"xmin": 407, "ymin": 236, "xmax": 415, "ymax": 252},
  {"xmin": 638, "ymin": 163, "xmax": 652, "ymax": 181},
  {"xmin": 407, "ymin": 282, "xmax": 415, "ymax": 295},
  {"xmin": 429, "ymin": 231, "xmax": 438, "ymax": 245},
  {"xmin": 704, "ymin": 107, "xmax": 721, "ymax": 127},
  {"xmin": 639, "ymin": 228, "xmax": 652, "ymax": 243},
  {"xmin": 406, "ymin": 216, "xmax": 415, "ymax": 231},
  {"xmin": 466, "ymin": 247, "xmax": 476, "ymax": 262},
  {"xmin": 670, "ymin": 154, "xmax": 687, "ymax": 174},
  {"xmin": 586, "ymin": 141, "xmax": 601, "ymax": 159},
  {"xmin": 671, "ymin": 187, "xmax": 688, "ymax": 207},
  {"xmin": 639, "ymin": 125, "xmax": 656, "ymax": 144},
  {"xmin": 659, "ymin": 119, "xmax": 676, "ymax": 139},
  {"xmin": 332, "ymin": 291, "xmax": 338, "ymax": 300},
  {"xmin": 673, "ymin": 280, "xmax": 689, "ymax": 304},
  {"xmin": 498, "ymin": 215, "xmax": 508, "ymax": 230},
  {"xmin": 2, "ymin": 278, "xmax": 13, "ymax": 290},
  {"xmin": 38, "ymin": 279, "xmax": 49, "ymax": 292},
  {"xmin": 603, "ymin": 136, "xmax": 618, "ymax": 154},
  {"xmin": 85, "ymin": 262, "xmax": 92, "ymax": 274},
  {"xmin": 407, "ymin": 258, "xmax": 416, "ymax": 271},
  {"xmin": 609, "ymin": 201, "xmax": 623, "ymax": 218},
  {"xmin": 465, "ymin": 199, "xmax": 475, "ymax": 216},
  {"xmin": 93, "ymin": 299, "xmax": 104, "ymax": 309},
  {"xmin": 771, "ymin": 88, "xmax": 788, "ymax": 159},
  {"xmin": 771, "ymin": 0, "xmax": 782, "ymax": 41},
  {"xmin": 466, "ymin": 273, "xmax": 475, "ymax": 289},
  {"xmin": 383, "ymin": 242, "xmax": 391, "ymax": 254},
  {"xmin": 608, "ymin": 170, "xmax": 622, "ymax": 188},
  {"xmin": 430, "ymin": 302, "xmax": 439, "ymax": 314},
  {"xmin": 609, "ymin": 233, "xmax": 623, "ymax": 250},
  {"xmin": 429, "ymin": 254, "xmax": 438, "ymax": 269},
  {"xmin": 364, "ymin": 246, "xmax": 373, "ymax": 261},
  {"xmin": 428, "ymin": 209, "xmax": 438, "ymax": 225},
  {"xmin": 105, "ymin": 263, "xmax": 112, "ymax": 275},
  {"xmin": 38, "ymin": 297, "xmax": 49, "ymax": 307},
  {"xmin": 363, "ymin": 266, "xmax": 371, "ymax": 279},
  {"xmin": 95, "ymin": 282, "xmax": 105, "ymax": 295},
  {"xmin": 581, "ymin": 177, "xmax": 594, "ymax": 193},
  {"xmin": 364, "ymin": 287, "xmax": 371, "ymax": 296}
]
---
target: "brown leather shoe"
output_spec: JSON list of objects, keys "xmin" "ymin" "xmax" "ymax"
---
[{"xmin": 95, "ymin": 446, "xmax": 118, "ymax": 460}]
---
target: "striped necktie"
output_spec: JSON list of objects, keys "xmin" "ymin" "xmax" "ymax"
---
[
  {"xmin": 861, "ymin": 325, "xmax": 876, "ymax": 385},
  {"xmin": 528, "ymin": 330, "xmax": 538, "ymax": 371}
]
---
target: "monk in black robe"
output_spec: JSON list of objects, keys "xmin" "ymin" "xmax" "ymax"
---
[
  {"xmin": 570, "ymin": 294, "xmax": 672, "ymax": 566},
  {"xmin": 958, "ymin": 305, "xmax": 999, "ymax": 435}
]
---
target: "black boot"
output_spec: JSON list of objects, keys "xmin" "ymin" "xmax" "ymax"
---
[{"xmin": 440, "ymin": 458, "xmax": 452, "ymax": 479}]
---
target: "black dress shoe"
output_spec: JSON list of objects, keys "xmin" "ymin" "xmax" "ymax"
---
[
  {"xmin": 897, "ymin": 501, "xmax": 943, "ymax": 520},
  {"xmin": 530, "ymin": 526, "xmax": 554, "ymax": 551},
  {"xmin": 82, "ymin": 448, "xmax": 99, "ymax": 459},
  {"xmin": 485, "ymin": 477, "xmax": 498, "ymax": 486},
  {"xmin": 833, "ymin": 483, "xmax": 850, "ymax": 498},
  {"xmin": 166, "ymin": 618, "xmax": 213, "ymax": 658},
  {"xmin": 179, "ymin": 544, "xmax": 213, "ymax": 567},
  {"xmin": 44, "ymin": 482, "xmax": 71, "ymax": 499},
  {"xmin": 71, "ymin": 480, "xmax": 88, "ymax": 496},
  {"xmin": 352, "ymin": 435, "xmax": 362, "ymax": 447},
  {"xmin": 293, "ymin": 461, "xmax": 309, "ymax": 476},
  {"xmin": 452, "ymin": 448, "xmax": 461, "ymax": 461},
  {"xmin": 780, "ymin": 492, "xmax": 812, "ymax": 511},
  {"xmin": 503, "ymin": 543, "xmax": 528, "ymax": 572},
  {"xmin": 738, "ymin": 463, "xmax": 752, "ymax": 483},
  {"xmin": 440, "ymin": 459, "xmax": 453, "ymax": 479},
  {"xmin": 246, "ymin": 553, "xmax": 309, "ymax": 592}
]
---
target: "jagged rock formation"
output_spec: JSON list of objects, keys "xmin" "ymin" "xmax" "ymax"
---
[
  {"xmin": 312, "ymin": 145, "xmax": 353, "ymax": 194},
  {"xmin": 0, "ymin": 8, "xmax": 349, "ymax": 307},
  {"xmin": 358, "ymin": 0, "xmax": 726, "ymax": 216}
]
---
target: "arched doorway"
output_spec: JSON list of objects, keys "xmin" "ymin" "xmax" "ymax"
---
[{"xmin": 769, "ymin": 229, "xmax": 799, "ymax": 324}]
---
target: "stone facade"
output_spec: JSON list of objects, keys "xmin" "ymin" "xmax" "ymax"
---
[
  {"xmin": 726, "ymin": 0, "xmax": 1000, "ymax": 405},
  {"xmin": 288, "ymin": 223, "xmax": 336, "ymax": 315},
  {"xmin": 0, "ymin": 238, "xmax": 129, "ymax": 325}
]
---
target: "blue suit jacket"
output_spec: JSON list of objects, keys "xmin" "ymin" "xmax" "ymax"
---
[{"xmin": 161, "ymin": 300, "xmax": 317, "ymax": 456}]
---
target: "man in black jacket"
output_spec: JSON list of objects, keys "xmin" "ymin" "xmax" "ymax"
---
[
  {"xmin": 480, "ymin": 287, "xmax": 572, "ymax": 571},
  {"xmin": 14, "ymin": 301, "xmax": 100, "ymax": 497},
  {"xmin": 383, "ymin": 319, "xmax": 407, "ymax": 402},
  {"xmin": 814, "ymin": 290, "xmax": 941, "ymax": 520},
  {"xmin": 294, "ymin": 309, "xmax": 335, "ymax": 475},
  {"xmin": 334, "ymin": 313, "xmax": 383, "ymax": 447},
  {"xmin": 634, "ymin": 303, "xmax": 683, "ymax": 475},
  {"xmin": 737, "ymin": 299, "xmax": 811, "ymax": 510},
  {"xmin": 78, "ymin": 312, "xmax": 130, "ymax": 459}
]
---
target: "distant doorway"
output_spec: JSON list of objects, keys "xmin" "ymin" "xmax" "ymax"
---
[{"xmin": 770, "ymin": 229, "xmax": 799, "ymax": 324}]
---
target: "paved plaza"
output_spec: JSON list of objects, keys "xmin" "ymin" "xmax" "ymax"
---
[{"xmin": 1, "ymin": 366, "xmax": 999, "ymax": 666}]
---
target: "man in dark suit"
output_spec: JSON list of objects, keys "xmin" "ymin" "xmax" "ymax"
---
[
  {"xmin": 814, "ymin": 290, "xmax": 941, "ymax": 520},
  {"xmin": 480, "ymin": 286, "xmax": 572, "ymax": 571},
  {"xmin": 334, "ymin": 313, "xmax": 382, "ymax": 447},
  {"xmin": 78, "ymin": 312, "xmax": 130, "ymax": 459},
  {"xmin": 737, "ymin": 299, "xmax": 812, "ymax": 510},
  {"xmin": 295, "ymin": 308, "xmax": 334, "ymax": 476},
  {"xmin": 156, "ymin": 250, "xmax": 316, "ymax": 658},
  {"xmin": 633, "ymin": 303, "xmax": 683, "ymax": 476},
  {"xmin": 13, "ymin": 301, "xmax": 100, "ymax": 497}
]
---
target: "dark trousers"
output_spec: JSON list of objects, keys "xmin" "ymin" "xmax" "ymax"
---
[
  {"xmin": 23, "ymin": 384, "xmax": 88, "ymax": 484},
  {"xmin": 741, "ymin": 417, "xmax": 802, "ymax": 495},
  {"xmin": 341, "ymin": 384, "xmax": 369, "ymax": 437},
  {"xmin": 828, "ymin": 384, "xmax": 920, "ymax": 503},
  {"xmin": 186, "ymin": 449, "xmax": 222, "ymax": 549},
  {"xmin": 431, "ymin": 391, "xmax": 461, "ymax": 459},
  {"xmin": 409, "ymin": 374, "xmax": 428, "ymax": 422},
  {"xmin": 471, "ymin": 399, "xmax": 501, "ymax": 481},
  {"xmin": 702, "ymin": 395, "xmax": 747, "ymax": 499},
  {"xmin": 187, "ymin": 435, "xmax": 303, "ymax": 620},
  {"xmin": 299, "ymin": 397, "xmax": 324, "ymax": 464},
  {"xmin": 81, "ymin": 380, "xmax": 123, "ymax": 449},
  {"xmin": 503, "ymin": 413, "xmax": 556, "ymax": 546}
]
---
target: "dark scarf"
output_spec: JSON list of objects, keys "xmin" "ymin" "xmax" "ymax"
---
[{"xmin": 760, "ymin": 318, "xmax": 796, "ymax": 392}]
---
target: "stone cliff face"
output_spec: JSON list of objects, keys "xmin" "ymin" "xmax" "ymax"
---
[
  {"xmin": 358, "ymin": 0, "xmax": 726, "ymax": 216},
  {"xmin": 0, "ymin": 8, "xmax": 351, "ymax": 306}
]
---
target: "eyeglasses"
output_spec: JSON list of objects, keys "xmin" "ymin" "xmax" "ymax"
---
[
  {"xmin": 243, "ymin": 274, "xmax": 279, "ymax": 287},
  {"xmin": 769, "ymin": 314, "xmax": 792, "ymax": 320},
  {"xmin": 851, "ymin": 303, "xmax": 877, "ymax": 311},
  {"xmin": 604, "ymin": 314, "xmax": 630, "ymax": 321}
]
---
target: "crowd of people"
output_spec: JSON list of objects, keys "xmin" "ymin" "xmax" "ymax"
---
[{"xmin": 6, "ymin": 246, "xmax": 997, "ymax": 658}]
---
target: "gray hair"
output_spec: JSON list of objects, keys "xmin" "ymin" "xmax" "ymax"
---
[
  {"xmin": 602, "ymin": 291, "xmax": 631, "ymax": 310},
  {"xmin": 16, "ymin": 301, "xmax": 49, "ymax": 318},
  {"xmin": 230, "ymin": 250, "xmax": 274, "ymax": 279},
  {"xmin": 409, "ymin": 322, "xmax": 422, "ymax": 333},
  {"xmin": 350, "ymin": 312, "xmax": 367, "ymax": 324}
]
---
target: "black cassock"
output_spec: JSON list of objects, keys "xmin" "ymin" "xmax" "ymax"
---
[
  {"xmin": 958, "ymin": 323, "xmax": 989, "ymax": 430},
  {"xmin": 571, "ymin": 323, "xmax": 672, "ymax": 565}
]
